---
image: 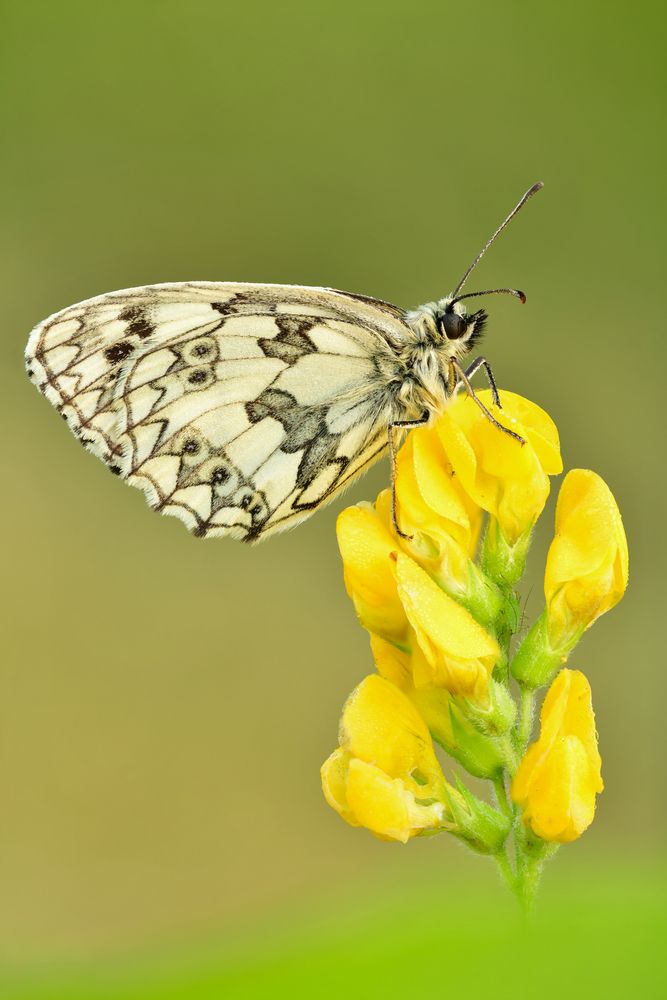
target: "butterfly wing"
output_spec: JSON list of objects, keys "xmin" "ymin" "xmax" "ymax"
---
[{"xmin": 25, "ymin": 282, "xmax": 412, "ymax": 540}]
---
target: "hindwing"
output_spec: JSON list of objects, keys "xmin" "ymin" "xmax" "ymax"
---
[{"xmin": 26, "ymin": 282, "xmax": 413, "ymax": 540}]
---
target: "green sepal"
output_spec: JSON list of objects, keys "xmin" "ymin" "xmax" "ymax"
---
[
  {"xmin": 457, "ymin": 678, "xmax": 517, "ymax": 737},
  {"xmin": 460, "ymin": 561, "xmax": 505, "ymax": 626},
  {"xmin": 444, "ymin": 703, "xmax": 505, "ymax": 779},
  {"xmin": 511, "ymin": 611, "xmax": 581, "ymax": 689},
  {"xmin": 431, "ymin": 556, "xmax": 504, "ymax": 628},
  {"xmin": 447, "ymin": 776, "xmax": 511, "ymax": 855},
  {"xmin": 482, "ymin": 519, "xmax": 532, "ymax": 587}
]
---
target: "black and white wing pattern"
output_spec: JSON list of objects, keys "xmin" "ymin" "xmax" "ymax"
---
[{"xmin": 26, "ymin": 282, "xmax": 413, "ymax": 540}]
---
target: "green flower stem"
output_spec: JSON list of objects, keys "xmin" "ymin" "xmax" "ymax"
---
[
  {"xmin": 498, "ymin": 734, "xmax": 519, "ymax": 775},
  {"xmin": 513, "ymin": 827, "xmax": 559, "ymax": 916},
  {"xmin": 492, "ymin": 773, "xmax": 512, "ymax": 820},
  {"xmin": 517, "ymin": 854, "xmax": 543, "ymax": 916},
  {"xmin": 516, "ymin": 686, "xmax": 536, "ymax": 752},
  {"xmin": 494, "ymin": 846, "xmax": 516, "ymax": 894}
]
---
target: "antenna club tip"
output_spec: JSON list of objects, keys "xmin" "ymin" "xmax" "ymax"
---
[
  {"xmin": 518, "ymin": 290, "xmax": 527, "ymax": 304},
  {"xmin": 529, "ymin": 181, "xmax": 545, "ymax": 194}
]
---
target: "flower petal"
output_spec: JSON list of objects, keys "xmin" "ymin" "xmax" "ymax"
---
[
  {"xmin": 336, "ymin": 505, "xmax": 408, "ymax": 641},
  {"xmin": 393, "ymin": 552, "xmax": 498, "ymax": 699},
  {"xmin": 341, "ymin": 674, "xmax": 436, "ymax": 782},
  {"xmin": 345, "ymin": 759, "xmax": 445, "ymax": 843},
  {"xmin": 435, "ymin": 390, "xmax": 562, "ymax": 544}
]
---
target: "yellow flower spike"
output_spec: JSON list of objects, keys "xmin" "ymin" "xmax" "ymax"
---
[
  {"xmin": 393, "ymin": 552, "xmax": 499, "ymax": 702},
  {"xmin": 327, "ymin": 383, "xmax": 625, "ymax": 905},
  {"xmin": 512, "ymin": 669, "xmax": 603, "ymax": 843},
  {"xmin": 320, "ymin": 675, "xmax": 451, "ymax": 842},
  {"xmin": 436, "ymin": 390, "xmax": 562, "ymax": 576},
  {"xmin": 336, "ymin": 504, "xmax": 409, "ymax": 643},
  {"xmin": 544, "ymin": 469, "xmax": 629, "ymax": 648}
]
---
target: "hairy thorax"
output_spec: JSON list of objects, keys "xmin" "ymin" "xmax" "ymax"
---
[{"xmin": 390, "ymin": 302, "xmax": 473, "ymax": 420}]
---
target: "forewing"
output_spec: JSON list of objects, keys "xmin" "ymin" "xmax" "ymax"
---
[{"xmin": 26, "ymin": 282, "xmax": 411, "ymax": 540}]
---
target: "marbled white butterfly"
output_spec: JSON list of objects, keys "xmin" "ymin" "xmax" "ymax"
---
[{"xmin": 25, "ymin": 183, "xmax": 542, "ymax": 542}]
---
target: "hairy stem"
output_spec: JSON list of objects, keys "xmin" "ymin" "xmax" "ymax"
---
[
  {"xmin": 516, "ymin": 686, "xmax": 535, "ymax": 752},
  {"xmin": 498, "ymin": 734, "xmax": 519, "ymax": 776},
  {"xmin": 494, "ymin": 847, "xmax": 516, "ymax": 894},
  {"xmin": 492, "ymin": 772, "xmax": 513, "ymax": 820}
]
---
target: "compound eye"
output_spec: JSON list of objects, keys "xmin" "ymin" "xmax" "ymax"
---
[{"xmin": 442, "ymin": 311, "xmax": 469, "ymax": 340}]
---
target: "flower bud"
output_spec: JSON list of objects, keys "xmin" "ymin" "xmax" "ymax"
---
[
  {"xmin": 543, "ymin": 469, "xmax": 628, "ymax": 648},
  {"xmin": 512, "ymin": 469, "xmax": 628, "ymax": 688},
  {"xmin": 448, "ymin": 776, "xmax": 512, "ymax": 855},
  {"xmin": 458, "ymin": 677, "xmax": 517, "ymax": 737},
  {"xmin": 511, "ymin": 669, "xmax": 603, "ymax": 843}
]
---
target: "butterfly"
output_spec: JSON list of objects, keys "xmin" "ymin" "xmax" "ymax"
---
[{"xmin": 25, "ymin": 183, "xmax": 542, "ymax": 542}]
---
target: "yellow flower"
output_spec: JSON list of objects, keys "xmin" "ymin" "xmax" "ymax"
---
[
  {"xmin": 336, "ymin": 504, "xmax": 408, "ymax": 643},
  {"xmin": 371, "ymin": 635, "xmax": 506, "ymax": 778},
  {"xmin": 321, "ymin": 675, "xmax": 451, "ymax": 842},
  {"xmin": 393, "ymin": 552, "xmax": 499, "ymax": 702},
  {"xmin": 436, "ymin": 389, "xmax": 562, "ymax": 546},
  {"xmin": 544, "ymin": 469, "xmax": 629, "ymax": 648},
  {"xmin": 512, "ymin": 669, "xmax": 603, "ymax": 843}
]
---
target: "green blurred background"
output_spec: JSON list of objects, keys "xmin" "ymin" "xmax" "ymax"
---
[{"xmin": 1, "ymin": 1, "xmax": 665, "ymax": 996}]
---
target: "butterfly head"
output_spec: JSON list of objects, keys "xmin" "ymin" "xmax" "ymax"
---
[
  {"xmin": 404, "ymin": 297, "xmax": 489, "ymax": 356},
  {"xmin": 436, "ymin": 298, "xmax": 488, "ymax": 350}
]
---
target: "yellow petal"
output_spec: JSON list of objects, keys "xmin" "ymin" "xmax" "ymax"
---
[
  {"xmin": 370, "ymin": 634, "xmax": 413, "ymax": 689},
  {"xmin": 320, "ymin": 749, "xmax": 359, "ymax": 827},
  {"xmin": 345, "ymin": 759, "xmax": 445, "ymax": 843},
  {"xmin": 481, "ymin": 390, "xmax": 562, "ymax": 476},
  {"xmin": 409, "ymin": 427, "xmax": 480, "ymax": 549},
  {"xmin": 435, "ymin": 390, "xmax": 562, "ymax": 544},
  {"xmin": 340, "ymin": 674, "xmax": 438, "ymax": 784},
  {"xmin": 336, "ymin": 505, "xmax": 408, "ymax": 641},
  {"xmin": 370, "ymin": 635, "xmax": 456, "ymax": 747},
  {"xmin": 393, "ymin": 552, "xmax": 499, "ymax": 699}
]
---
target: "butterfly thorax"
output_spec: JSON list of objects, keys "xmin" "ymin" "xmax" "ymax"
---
[{"xmin": 396, "ymin": 297, "xmax": 482, "ymax": 418}]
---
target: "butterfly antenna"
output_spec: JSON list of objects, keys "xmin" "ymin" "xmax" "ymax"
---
[
  {"xmin": 451, "ymin": 287, "xmax": 526, "ymax": 305},
  {"xmin": 451, "ymin": 182, "xmax": 544, "ymax": 298}
]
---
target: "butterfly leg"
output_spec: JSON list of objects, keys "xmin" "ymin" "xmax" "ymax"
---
[
  {"xmin": 388, "ymin": 413, "xmax": 429, "ymax": 540},
  {"xmin": 464, "ymin": 356, "xmax": 501, "ymax": 407},
  {"xmin": 450, "ymin": 359, "xmax": 525, "ymax": 445}
]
